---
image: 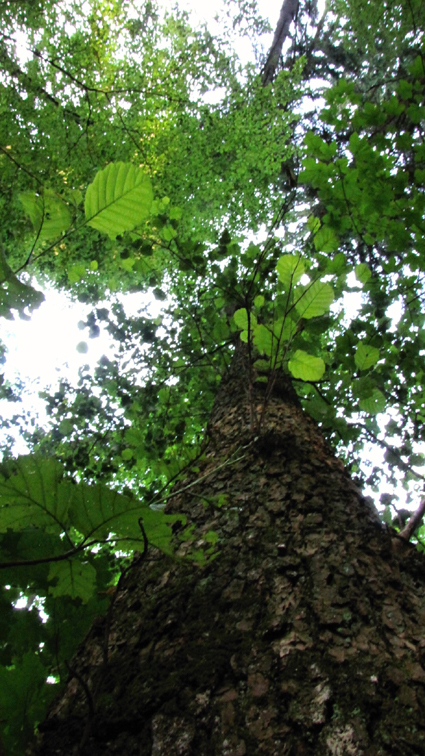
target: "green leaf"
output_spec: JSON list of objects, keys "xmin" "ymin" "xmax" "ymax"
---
[
  {"xmin": 354, "ymin": 342, "xmax": 380, "ymax": 370},
  {"xmin": 313, "ymin": 226, "xmax": 339, "ymax": 253},
  {"xmin": 48, "ymin": 560, "xmax": 97, "ymax": 602},
  {"xmin": 254, "ymin": 358, "xmax": 271, "ymax": 373},
  {"xmin": 169, "ymin": 206, "xmax": 182, "ymax": 220},
  {"xmin": 352, "ymin": 376, "xmax": 376, "ymax": 400},
  {"xmin": 273, "ymin": 317, "xmax": 298, "ymax": 341},
  {"xmin": 0, "ymin": 454, "xmax": 178, "ymax": 559},
  {"xmin": 19, "ymin": 191, "xmax": 71, "ymax": 240},
  {"xmin": 19, "ymin": 192, "xmax": 44, "ymax": 226},
  {"xmin": 410, "ymin": 453, "xmax": 425, "ymax": 468},
  {"xmin": 253, "ymin": 324, "xmax": 273, "ymax": 355},
  {"xmin": 305, "ymin": 395, "xmax": 330, "ymax": 420},
  {"xmin": 288, "ymin": 350, "xmax": 326, "ymax": 381},
  {"xmin": 233, "ymin": 308, "xmax": 257, "ymax": 331},
  {"xmin": 307, "ymin": 215, "xmax": 321, "ymax": 233},
  {"xmin": 355, "ymin": 263, "xmax": 371, "ymax": 284},
  {"xmin": 65, "ymin": 480, "xmax": 177, "ymax": 553},
  {"xmin": 85, "ymin": 162, "xmax": 153, "ymax": 239},
  {"xmin": 0, "ymin": 278, "xmax": 45, "ymax": 321},
  {"xmin": 68, "ymin": 264, "xmax": 87, "ymax": 284},
  {"xmin": 0, "ymin": 456, "xmax": 71, "ymax": 533},
  {"xmin": 212, "ymin": 319, "xmax": 230, "ymax": 342},
  {"xmin": 153, "ymin": 287, "xmax": 167, "ymax": 301},
  {"xmin": 409, "ymin": 55, "xmax": 425, "ymax": 78},
  {"xmin": 359, "ymin": 389, "xmax": 386, "ymax": 414},
  {"xmin": 59, "ymin": 419, "xmax": 74, "ymax": 436},
  {"xmin": 68, "ymin": 188, "xmax": 83, "ymax": 206},
  {"xmin": 120, "ymin": 257, "xmax": 136, "ymax": 272},
  {"xmin": 254, "ymin": 295, "xmax": 264, "ymax": 307},
  {"xmin": 0, "ymin": 248, "xmax": 15, "ymax": 286},
  {"xmin": 0, "ymin": 652, "xmax": 51, "ymax": 754},
  {"xmin": 295, "ymin": 281, "xmax": 334, "ymax": 319},
  {"xmin": 326, "ymin": 253, "xmax": 346, "ymax": 274},
  {"xmin": 162, "ymin": 225, "xmax": 177, "ymax": 241},
  {"xmin": 276, "ymin": 255, "xmax": 305, "ymax": 289},
  {"xmin": 0, "ymin": 249, "xmax": 45, "ymax": 320},
  {"xmin": 76, "ymin": 341, "xmax": 89, "ymax": 353},
  {"xmin": 158, "ymin": 387, "xmax": 170, "ymax": 403}
]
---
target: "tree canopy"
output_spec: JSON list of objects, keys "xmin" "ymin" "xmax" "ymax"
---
[{"xmin": 0, "ymin": 0, "xmax": 424, "ymax": 752}]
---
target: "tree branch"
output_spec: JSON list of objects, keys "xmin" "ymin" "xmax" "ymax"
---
[
  {"xmin": 398, "ymin": 497, "xmax": 425, "ymax": 542},
  {"xmin": 261, "ymin": 0, "xmax": 299, "ymax": 86}
]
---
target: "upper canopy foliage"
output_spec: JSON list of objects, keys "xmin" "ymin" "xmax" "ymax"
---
[{"xmin": 0, "ymin": 0, "xmax": 424, "ymax": 752}]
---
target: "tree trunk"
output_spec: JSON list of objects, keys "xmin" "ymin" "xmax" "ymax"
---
[
  {"xmin": 31, "ymin": 348, "xmax": 425, "ymax": 755},
  {"xmin": 261, "ymin": 0, "xmax": 299, "ymax": 86}
]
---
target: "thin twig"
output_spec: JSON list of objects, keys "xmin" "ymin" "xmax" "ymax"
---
[{"xmin": 399, "ymin": 497, "xmax": 425, "ymax": 542}]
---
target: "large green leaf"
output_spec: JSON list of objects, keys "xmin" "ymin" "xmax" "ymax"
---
[
  {"xmin": 48, "ymin": 561, "xmax": 97, "ymax": 603},
  {"xmin": 0, "ymin": 652, "xmax": 51, "ymax": 755},
  {"xmin": 233, "ymin": 308, "xmax": 257, "ymax": 331},
  {"xmin": 295, "ymin": 281, "xmax": 334, "ymax": 319},
  {"xmin": 66, "ymin": 480, "xmax": 177, "ymax": 552},
  {"xmin": 355, "ymin": 263, "xmax": 372, "ymax": 284},
  {"xmin": 0, "ymin": 456, "xmax": 71, "ymax": 533},
  {"xmin": 354, "ymin": 342, "xmax": 380, "ymax": 370},
  {"xmin": 85, "ymin": 162, "xmax": 153, "ymax": 239},
  {"xmin": 288, "ymin": 350, "xmax": 326, "ymax": 381},
  {"xmin": 273, "ymin": 317, "xmax": 298, "ymax": 341},
  {"xmin": 19, "ymin": 191, "xmax": 71, "ymax": 240},
  {"xmin": 313, "ymin": 226, "xmax": 339, "ymax": 253},
  {"xmin": 276, "ymin": 254, "xmax": 305, "ymax": 289},
  {"xmin": 68, "ymin": 264, "xmax": 87, "ymax": 284},
  {"xmin": 0, "ymin": 455, "xmax": 178, "ymax": 557},
  {"xmin": 234, "ymin": 308, "xmax": 257, "ymax": 343},
  {"xmin": 352, "ymin": 376, "xmax": 377, "ymax": 399},
  {"xmin": 252, "ymin": 324, "xmax": 272, "ymax": 355},
  {"xmin": 359, "ymin": 388, "xmax": 386, "ymax": 414},
  {"xmin": 253, "ymin": 318, "xmax": 296, "ymax": 357}
]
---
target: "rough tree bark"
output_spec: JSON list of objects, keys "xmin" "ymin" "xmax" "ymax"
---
[{"xmin": 31, "ymin": 347, "xmax": 425, "ymax": 755}]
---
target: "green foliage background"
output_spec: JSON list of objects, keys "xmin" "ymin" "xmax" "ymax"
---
[{"xmin": 0, "ymin": 0, "xmax": 424, "ymax": 752}]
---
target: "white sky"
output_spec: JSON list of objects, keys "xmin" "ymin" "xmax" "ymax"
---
[
  {"xmin": 0, "ymin": 287, "xmax": 165, "ymax": 455},
  {"xmin": 3, "ymin": 289, "xmax": 112, "ymax": 384}
]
